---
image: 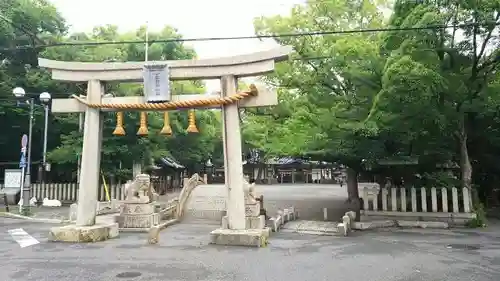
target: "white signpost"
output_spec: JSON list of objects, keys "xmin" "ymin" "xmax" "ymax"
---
[{"xmin": 19, "ymin": 134, "xmax": 28, "ymax": 211}]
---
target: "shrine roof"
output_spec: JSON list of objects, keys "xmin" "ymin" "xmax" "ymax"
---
[{"xmin": 158, "ymin": 156, "xmax": 185, "ymax": 170}]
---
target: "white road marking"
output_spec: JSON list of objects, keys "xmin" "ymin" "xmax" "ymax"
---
[{"xmin": 8, "ymin": 228, "xmax": 39, "ymax": 248}]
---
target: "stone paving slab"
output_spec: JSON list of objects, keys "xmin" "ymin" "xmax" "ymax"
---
[{"xmin": 281, "ymin": 220, "xmax": 339, "ymax": 235}]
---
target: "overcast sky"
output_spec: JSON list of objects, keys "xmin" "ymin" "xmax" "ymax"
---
[{"xmin": 48, "ymin": 0, "xmax": 303, "ymax": 91}]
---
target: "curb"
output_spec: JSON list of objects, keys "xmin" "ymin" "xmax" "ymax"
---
[{"xmin": 0, "ymin": 212, "xmax": 69, "ymax": 224}]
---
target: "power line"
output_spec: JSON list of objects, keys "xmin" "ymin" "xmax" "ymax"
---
[
  {"xmin": 0, "ymin": 1, "xmax": 47, "ymax": 46},
  {"xmin": 0, "ymin": 22, "xmax": 497, "ymax": 52},
  {"xmin": 0, "ymin": 13, "xmax": 45, "ymax": 45}
]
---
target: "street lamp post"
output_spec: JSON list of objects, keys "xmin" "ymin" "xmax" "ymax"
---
[
  {"xmin": 39, "ymin": 92, "xmax": 51, "ymax": 183},
  {"xmin": 12, "ymin": 87, "xmax": 52, "ymax": 215}
]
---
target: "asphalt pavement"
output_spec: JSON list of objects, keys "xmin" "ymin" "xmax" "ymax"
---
[{"xmin": 1, "ymin": 218, "xmax": 500, "ymax": 281}]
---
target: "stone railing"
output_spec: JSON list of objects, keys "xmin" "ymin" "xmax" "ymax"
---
[
  {"xmin": 157, "ymin": 199, "xmax": 178, "ymax": 220},
  {"xmin": 361, "ymin": 186, "xmax": 475, "ymax": 221},
  {"xmin": 267, "ymin": 207, "xmax": 298, "ymax": 232},
  {"xmin": 176, "ymin": 174, "xmax": 206, "ymax": 219}
]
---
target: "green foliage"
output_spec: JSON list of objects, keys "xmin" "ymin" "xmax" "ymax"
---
[
  {"xmin": 414, "ymin": 171, "xmax": 461, "ymax": 189},
  {"xmin": 245, "ymin": 0, "xmax": 500, "ymax": 211},
  {"xmin": 249, "ymin": 0, "xmax": 388, "ymax": 167},
  {"xmin": 42, "ymin": 25, "xmax": 223, "ymax": 177},
  {"xmin": 0, "ymin": 2, "xmax": 221, "ymax": 181}
]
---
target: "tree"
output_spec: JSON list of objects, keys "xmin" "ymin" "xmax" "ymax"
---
[
  {"xmin": 44, "ymin": 25, "xmax": 222, "ymax": 180},
  {"xmin": 367, "ymin": 0, "xmax": 500, "ymax": 194},
  {"xmin": 251, "ymin": 0, "xmax": 388, "ymax": 210},
  {"xmin": 0, "ymin": 0, "xmax": 66, "ymax": 174}
]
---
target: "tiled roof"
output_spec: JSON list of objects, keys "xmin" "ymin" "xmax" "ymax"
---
[{"xmin": 158, "ymin": 156, "xmax": 185, "ymax": 169}]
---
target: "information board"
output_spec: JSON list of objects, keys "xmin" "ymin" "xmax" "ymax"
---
[
  {"xmin": 143, "ymin": 63, "xmax": 171, "ymax": 103},
  {"xmin": 3, "ymin": 169, "xmax": 22, "ymax": 197},
  {"xmin": 4, "ymin": 169, "xmax": 22, "ymax": 189}
]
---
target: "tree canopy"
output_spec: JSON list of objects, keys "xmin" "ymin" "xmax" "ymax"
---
[
  {"xmin": 0, "ymin": 0, "xmax": 221, "ymax": 181},
  {"xmin": 247, "ymin": 0, "xmax": 500, "ymax": 206}
]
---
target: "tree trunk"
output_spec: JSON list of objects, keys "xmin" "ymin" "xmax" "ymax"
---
[
  {"xmin": 256, "ymin": 165, "xmax": 263, "ymax": 183},
  {"xmin": 346, "ymin": 167, "xmax": 361, "ymax": 221},
  {"xmin": 459, "ymin": 121, "xmax": 472, "ymax": 189}
]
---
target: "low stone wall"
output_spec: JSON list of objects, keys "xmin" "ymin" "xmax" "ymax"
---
[
  {"xmin": 353, "ymin": 219, "xmax": 450, "ymax": 230},
  {"xmin": 336, "ymin": 210, "xmax": 452, "ymax": 235}
]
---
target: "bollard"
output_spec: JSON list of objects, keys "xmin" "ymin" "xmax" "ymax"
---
[
  {"xmin": 323, "ymin": 207, "xmax": 328, "ymax": 221},
  {"xmin": 2, "ymin": 193, "xmax": 9, "ymax": 212},
  {"xmin": 257, "ymin": 195, "xmax": 267, "ymax": 218}
]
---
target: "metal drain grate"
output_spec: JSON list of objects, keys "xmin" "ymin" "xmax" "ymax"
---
[
  {"xmin": 116, "ymin": 272, "xmax": 142, "ymax": 278},
  {"xmin": 446, "ymin": 244, "xmax": 480, "ymax": 250}
]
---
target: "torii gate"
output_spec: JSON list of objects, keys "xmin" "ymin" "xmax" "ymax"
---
[{"xmin": 40, "ymin": 46, "xmax": 292, "ymax": 242}]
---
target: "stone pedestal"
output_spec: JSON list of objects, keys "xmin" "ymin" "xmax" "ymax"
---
[
  {"xmin": 118, "ymin": 202, "xmax": 159, "ymax": 230},
  {"xmin": 211, "ymin": 184, "xmax": 269, "ymax": 247},
  {"xmin": 48, "ymin": 223, "xmax": 119, "ymax": 243}
]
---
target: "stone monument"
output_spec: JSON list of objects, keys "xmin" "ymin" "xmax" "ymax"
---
[{"xmin": 117, "ymin": 174, "xmax": 159, "ymax": 230}]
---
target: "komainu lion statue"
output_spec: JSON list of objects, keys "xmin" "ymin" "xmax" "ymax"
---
[
  {"xmin": 243, "ymin": 176, "xmax": 257, "ymax": 203},
  {"xmin": 124, "ymin": 173, "xmax": 157, "ymax": 203}
]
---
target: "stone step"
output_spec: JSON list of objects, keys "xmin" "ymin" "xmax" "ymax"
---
[
  {"xmin": 181, "ymin": 217, "xmax": 221, "ymax": 225},
  {"xmin": 280, "ymin": 220, "xmax": 339, "ymax": 236},
  {"xmin": 183, "ymin": 208, "xmax": 226, "ymax": 221}
]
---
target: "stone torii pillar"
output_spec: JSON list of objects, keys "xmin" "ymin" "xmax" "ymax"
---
[{"xmin": 40, "ymin": 46, "xmax": 292, "ymax": 243}]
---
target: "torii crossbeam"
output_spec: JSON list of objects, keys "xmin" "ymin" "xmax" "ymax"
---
[{"xmin": 40, "ymin": 46, "xmax": 292, "ymax": 243}]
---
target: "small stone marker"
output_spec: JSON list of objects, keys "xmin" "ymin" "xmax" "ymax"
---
[
  {"xmin": 337, "ymin": 223, "xmax": 347, "ymax": 236},
  {"xmin": 342, "ymin": 215, "xmax": 351, "ymax": 233},
  {"xmin": 69, "ymin": 203, "xmax": 78, "ymax": 222},
  {"xmin": 346, "ymin": 211, "xmax": 356, "ymax": 221},
  {"xmin": 148, "ymin": 225, "xmax": 160, "ymax": 244}
]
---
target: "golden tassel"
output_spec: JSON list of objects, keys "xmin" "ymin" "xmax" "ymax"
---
[
  {"xmin": 112, "ymin": 112, "xmax": 126, "ymax": 136},
  {"xmin": 186, "ymin": 109, "xmax": 199, "ymax": 133},
  {"xmin": 137, "ymin": 112, "xmax": 149, "ymax": 136},
  {"xmin": 159, "ymin": 112, "xmax": 173, "ymax": 135}
]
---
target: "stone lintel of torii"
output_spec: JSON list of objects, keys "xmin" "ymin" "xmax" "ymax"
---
[{"xmin": 42, "ymin": 46, "xmax": 292, "ymax": 244}]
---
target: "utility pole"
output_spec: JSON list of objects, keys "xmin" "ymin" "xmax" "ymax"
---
[{"xmin": 145, "ymin": 21, "xmax": 149, "ymax": 62}]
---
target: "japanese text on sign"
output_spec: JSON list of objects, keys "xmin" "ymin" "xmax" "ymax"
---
[{"xmin": 143, "ymin": 64, "xmax": 171, "ymax": 103}]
